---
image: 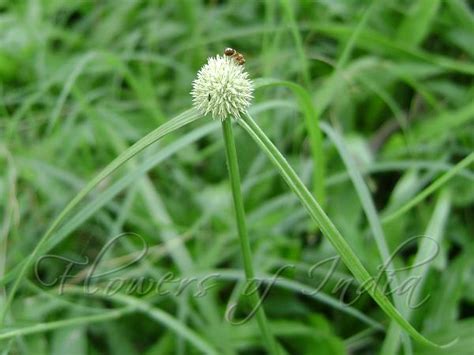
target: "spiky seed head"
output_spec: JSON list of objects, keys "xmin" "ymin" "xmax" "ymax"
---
[{"xmin": 191, "ymin": 55, "xmax": 253, "ymax": 121}]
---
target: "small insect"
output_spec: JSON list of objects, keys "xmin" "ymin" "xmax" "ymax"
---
[
  {"xmin": 208, "ymin": 93, "xmax": 211, "ymax": 101},
  {"xmin": 224, "ymin": 48, "xmax": 246, "ymax": 65}
]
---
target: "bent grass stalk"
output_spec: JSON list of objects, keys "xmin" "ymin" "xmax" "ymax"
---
[
  {"xmin": 254, "ymin": 78, "xmax": 325, "ymax": 205},
  {"xmin": 239, "ymin": 111, "xmax": 456, "ymax": 349},
  {"xmin": 221, "ymin": 118, "xmax": 280, "ymax": 355}
]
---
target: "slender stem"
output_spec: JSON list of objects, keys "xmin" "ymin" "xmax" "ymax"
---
[{"xmin": 221, "ymin": 118, "xmax": 280, "ymax": 355}]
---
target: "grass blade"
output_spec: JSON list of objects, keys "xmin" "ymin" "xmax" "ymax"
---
[
  {"xmin": 321, "ymin": 122, "xmax": 413, "ymax": 353},
  {"xmin": 382, "ymin": 191, "xmax": 451, "ymax": 354},
  {"xmin": 396, "ymin": 0, "xmax": 441, "ymax": 48},
  {"xmin": 0, "ymin": 308, "xmax": 133, "ymax": 340},
  {"xmin": 61, "ymin": 287, "xmax": 219, "ymax": 355},
  {"xmin": 0, "ymin": 108, "xmax": 201, "ymax": 323},
  {"xmin": 238, "ymin": 112, "xmax": 455, "ymax": 348},
  {"xmin": 382, "ymin": 152, "xmax": 474, "ymax": 224},
  {"xmin": 203, "ymin": 269, "xmax": 384, "ymax": 331},
  {"xmin": 255, "ymin": 78, "xmax": 325, "ymax": 205},
  {"xmin": 279, "ymin": 0, "xmax": 310, "ymax": 86}
]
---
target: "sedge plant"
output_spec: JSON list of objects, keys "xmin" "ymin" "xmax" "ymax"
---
[
  {"xmin": 190, "ymin": 52, "xmax": 455, "ymax": 351},
  {"xmin": 1, "ymin": 50, "xmax": 460, "ymax": 353},
  {"xmin": 191, "ymin": 54, "xmax": 281, "ymax": 354}
]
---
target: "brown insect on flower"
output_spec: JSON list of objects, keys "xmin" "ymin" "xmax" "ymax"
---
[{"xmin": 224, "ymin": 48, "xmax": 246, "ymax": 65}]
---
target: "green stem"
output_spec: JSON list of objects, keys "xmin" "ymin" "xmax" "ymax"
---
[{"xmin": 221, "ymin": 119, "xmax": 280, "ymax": 355}]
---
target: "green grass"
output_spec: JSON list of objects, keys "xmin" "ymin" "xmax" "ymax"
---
[{"xmin": 1, "ymin": 0, "xmax": 473, "ymax": 354}]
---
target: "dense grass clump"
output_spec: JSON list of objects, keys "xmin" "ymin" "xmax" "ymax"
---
[{"xmin": 1, "ymin": 1, "xmax": 473, "ymax": 354}]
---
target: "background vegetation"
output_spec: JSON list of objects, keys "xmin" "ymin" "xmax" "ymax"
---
[{"xmin": 1, "ymin": 0, "xmax": 473, "ymax": 354}]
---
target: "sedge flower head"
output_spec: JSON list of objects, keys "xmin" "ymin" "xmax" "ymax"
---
[{"xmin": 191, "ymin": 55, "xmax": 253, "ymax": 121}]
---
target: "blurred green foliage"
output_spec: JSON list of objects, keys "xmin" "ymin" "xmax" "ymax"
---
[{"xmin": 0, "ymin": 0, "xmax": 473, "ymax": 354}]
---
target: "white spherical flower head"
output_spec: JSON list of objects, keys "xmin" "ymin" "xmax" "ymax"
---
[{"xmin": 191, "ymin": 55, "xmax": 253, "ymax": 121}]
